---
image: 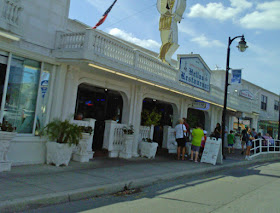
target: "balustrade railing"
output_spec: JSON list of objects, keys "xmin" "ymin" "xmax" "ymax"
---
[
  {"xmin": 55, "ymin": 29, "xmax": 260, "ymax": 114},
  {"xmin": 59, "ymin": 32, "xmax": 85, "ymax": 49},
  {"xmin": 103, "ymin": 120, "xmax": 126, "ymax": 157},
  {"xmin": 250, "ymin": 138, "xmax": 280, "ymax": 158},
  {"xmin": 162, "ymin": 126, "xmax": 177, "ymax": 153},
  {"xmin": 139, "ymin": 125, "xmax": 154, "ymax": 142},
  {"xmin": 1, "ymin": 0, "xmax": 22, "ymax": 26}
]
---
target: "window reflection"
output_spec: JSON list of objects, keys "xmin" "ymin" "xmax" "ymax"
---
[
  {"xmin": 35, "ymin": 63, "xmax": 52, "ymax": 135},
  {"xmin": 4, "ymin": 57, "xmax": 40, "ymax": 133}
]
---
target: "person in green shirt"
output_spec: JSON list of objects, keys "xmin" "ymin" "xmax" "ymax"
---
[
  {"xmin": 227, "ymin": 130, "xmax": 235, "ymax": 153},
  {"xmin": 190, "ymin": 123, "xmax": 204, "ymax": 162}
]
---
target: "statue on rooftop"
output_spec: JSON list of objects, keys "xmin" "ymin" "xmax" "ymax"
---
[{"xmin": 157, "ymin": 0, "xmax": 187, "ymax": 65}]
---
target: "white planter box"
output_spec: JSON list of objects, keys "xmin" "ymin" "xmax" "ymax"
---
[
  {"xmin": 46, "ymin": 142, "xmax": 74, "ymax": 166},
  {"xmin": 0, "ymin": 131, "xmax": 16, "ymax": 172},
  {"xmin": 119, "ymin": 134, "xmax": 133, "ymax": 159},
  {"xmin": 73, "ymin": 133, "xmax": 94, "ymax": 162},
  {"xmin": 139, "ymin": 142, "xmax": 158, "ymax": 159}
]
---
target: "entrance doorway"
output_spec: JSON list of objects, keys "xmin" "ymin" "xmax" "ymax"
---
[
  {"xmin": 75, "ymin": 84, "xmax": 123, "ymax": 152},
  {"xmin": 186, "ymin": 108, "xmax": 205, "ymax": 129},
  {"xmin": 141, "ymin": 98, "xmax": 173, "ymax": 147}
]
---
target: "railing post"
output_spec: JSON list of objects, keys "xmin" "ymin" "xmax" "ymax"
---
[
  {"xmin": 150, "ymin": 125, "xmax": 154, "ymax": 140},
  {"xmin": 134, "ymin": 49, "xmax": 140, "ymax": 69},
  {"xmin": 54, "ymin": 31, "xmax": 64, "ymax": 49},
  {"xmin": 268, "ymin": 139, "xmax": 270, "ymax": 153},
  {"xmin": 84, "ymin": 28, "xmax": 95, "ymax": 51},
  {"xmin": 254, "ymin": 140, "xmax": 256, "ymax": 156}
]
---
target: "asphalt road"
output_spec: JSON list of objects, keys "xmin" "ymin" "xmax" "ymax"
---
[{"xmin": 22, "ymin": 161, "xmax": 280, "ymax": 213}]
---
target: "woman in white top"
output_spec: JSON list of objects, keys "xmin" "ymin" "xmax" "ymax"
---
[{"xmin": 174, "ymin": 119, "xmax": 187, "ymax": 160}]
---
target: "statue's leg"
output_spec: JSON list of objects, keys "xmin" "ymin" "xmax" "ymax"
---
[
  {"xmin": 165, "ymin": 20, "xmax": 179, "ymax": 65},
  {"xmin": 159, "ymin": 30, "xmax": 172, "ymax": 62}
]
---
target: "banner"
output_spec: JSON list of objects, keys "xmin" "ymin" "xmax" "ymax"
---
[{"xmin": 231, "ymin": 69, "xmax": 242, "ymax": 84}]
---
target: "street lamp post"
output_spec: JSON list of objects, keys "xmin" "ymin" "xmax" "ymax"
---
[
  {"xmin": 278, "ymin": 94, "xmax": 280, "ymax": 140},
  {"xmin": 222, "ymin": 35, "xmax": 248, "ymax": 159}
]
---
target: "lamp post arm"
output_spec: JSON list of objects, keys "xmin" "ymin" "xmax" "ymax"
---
[{"xmin": 228, "ymin": 35, "xmax": 244, "ymax": 47}]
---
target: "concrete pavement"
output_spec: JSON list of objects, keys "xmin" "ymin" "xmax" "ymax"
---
[{"xmin": 0, "ymin": 152, "xmax": 279, "ymax": 213}]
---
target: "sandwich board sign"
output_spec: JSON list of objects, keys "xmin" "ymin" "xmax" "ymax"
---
[{"xmin": 201, "ymin": 137, "xmax": 223, "ymax": 165}]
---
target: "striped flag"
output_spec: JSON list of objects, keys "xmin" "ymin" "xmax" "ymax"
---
[{"xmin": 93, "ymin": 0, "xmax": 118, "ymax": 29}]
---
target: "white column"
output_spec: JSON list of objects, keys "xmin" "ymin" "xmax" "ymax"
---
[
  {"xmin": 130, "ymin": 85, "xmax": 143, "ymax": 157},
  {"xmin": 61, "ymin": 66, "xmax": 80, "ymax": 120},
  {"xmin": 49, "ymin": 64, "xmax": 67, "ymax": 120}
]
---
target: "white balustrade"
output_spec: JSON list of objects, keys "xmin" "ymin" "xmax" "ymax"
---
[
  {"xmin": 54, "ymin": 30, "xmax": 260, "ymax": 115},
  {"xmin": 59, "ymin": 32, "xmax": 85, "ymax": 49},
  {"xmin": 250, "ymin": 138, "xmax": 280, "ymax": 159},
  {"xmin": 139, "ymin": 125, "xmax": 154, "ymax": 142},
  {"xmin": 136, "ymin": 53, "xmax": 177, "ymax": 81},
  {"xmin": 103, "ymin": 120, "xmax": 126, "ymax": 158},
  {"xmin": 92, "ymin": 33, "xmax": 135, "ymax": 66},
  {"xmin": 1, "ymin": 0, "xmax": 22, "ymax": 26},
  {"xmin": 162, "ymin": 126, "xmax": 177, "ymax": 153}
]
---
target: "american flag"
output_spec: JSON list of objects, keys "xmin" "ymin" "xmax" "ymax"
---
[{"xmin": 93, "ymin": 0, "xmax": 118, "ymax": 29}]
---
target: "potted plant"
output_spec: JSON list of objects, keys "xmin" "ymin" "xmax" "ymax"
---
[
  {"xmin": 119, "ymin": 125, "xmax": 134, "ymax": 159},
  {"xmin": 0, "ymin": 121, "xmax": 16, "ymax": 172},
  {"xmin": 139, "ymin": 138, "xmax": 158, "ymax": 159},
  {"xmin": 41, "ymin": 119, "xmax": 82, "ymax": 166},
  {"xmin": 72, "ymin": 126, "xmax": 94, "ymax": 162},
  {"xmin": 141, "ymin": 108, "xmax": 162, "ymax": 127}
]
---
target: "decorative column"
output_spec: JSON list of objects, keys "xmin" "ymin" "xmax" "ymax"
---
[
  {"xmin": 49, "ymin": 64, "xmax": 67, "ymax": 121},
  {"xmin": 130, "ymin": 85, "xmax": 143, "ymax": 157},
  {"xmin": 62, "ymin": 66, "xmax": 80, "ymax": 120}
]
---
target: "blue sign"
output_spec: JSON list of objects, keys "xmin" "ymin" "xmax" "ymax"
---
[
  {"xmin": 40, "ymin": 80, "xmax": 48, "ymax": 98},
  {"xmin": 231, "ymin": 69, "xmax": 242, "ymax": 84}
]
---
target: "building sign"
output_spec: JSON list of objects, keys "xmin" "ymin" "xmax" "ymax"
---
[
  {"xmin": 179, "ymin": 56, "xmax": 211, "ymax": 92},
  {"xmin": 239, "ymin": 89, "xmax": 253, "ymax": 99},
  {"xmin": 190, "ymin": 100, "xmax": 210, "ymax": 111},
  {"xmin": 231, "ymin": 69, "xmax": 242, "ymax": 84}
]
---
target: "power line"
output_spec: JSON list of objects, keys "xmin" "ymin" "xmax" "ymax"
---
[{"xmin": 104, "ymin": 3, "xmax": 157, "ymax": 29}]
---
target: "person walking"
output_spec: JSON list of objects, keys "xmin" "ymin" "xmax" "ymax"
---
[
  {"xmin": 174, "ymin": 119, "xmax": 187, "ymax": 160},
  {"xmin": 190, "ymin": 123, "xmax": 204, "ymax": 163},
  {"xmin": 227, "ymin": 130, "xmax": 235, "ymax": 153},
  {"xmin": 245, "ymin": 128, "xmax": 254, "ymax": 160},
  {"xmin": 240, "ymin": 127, "xmax": 248, "ymax": 155}
]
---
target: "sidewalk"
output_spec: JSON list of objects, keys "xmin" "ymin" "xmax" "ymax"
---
[{"xmin": 0, "ymin": 151, "xmax": 279, "ymax": 213}]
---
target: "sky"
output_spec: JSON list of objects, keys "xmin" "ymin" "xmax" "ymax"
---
[{"xmin": 69, "ymin": 0, "xmax": 280, "ymax": 94}]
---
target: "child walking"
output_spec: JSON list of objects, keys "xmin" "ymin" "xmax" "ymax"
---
[{"xmin": 227, "ymin": 130, "xmax": 235, "ymax": 153}]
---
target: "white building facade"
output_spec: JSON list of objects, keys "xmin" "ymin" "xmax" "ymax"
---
[{"xmin": 0, "ymin": 0, "xmax": 277, "ymax": 166}]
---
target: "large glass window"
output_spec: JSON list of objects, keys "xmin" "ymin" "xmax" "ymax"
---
[
  {"xmin": 261, "ymin": 95, "xmax": 267, "ymax": 111},
  {"xmin": 0, "ymin": 55, "xmax": 8, "ymax": 109},
  {"xmin": 3, "ymin": 56, "xmax": 41, "ymax": 133},
  {"xmin": 35, "ymin": 63, "xmax": 52, "ymax": 135}
]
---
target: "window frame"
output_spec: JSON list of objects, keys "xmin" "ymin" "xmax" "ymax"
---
[
  {"xmin": 261, "ymin": 95, "xmax": 267, "ymax": 111},
  {"xmin": 274, "ymin": 100, "xmax": 279, "ymax": 111},
  {"xmin": 0, "ymin": 52, "xmax": 54, "ymax": 135}
]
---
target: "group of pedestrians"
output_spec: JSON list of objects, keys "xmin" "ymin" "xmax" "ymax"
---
[{"xmin": 174, "ymin": 118, "xmax": 205, "ymax": 163}]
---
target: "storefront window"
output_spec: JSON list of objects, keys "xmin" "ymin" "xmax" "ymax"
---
[
  {"xmin": 35, "ymin": 63, "xmax": 52, "ymax": 135},
  {"xmin": 0, "ymin": 55, "xmax": 8, "ymax": 110},
  {"xmin": 3, "ymin": 56, "xmax": 41, "ymax": 133}
]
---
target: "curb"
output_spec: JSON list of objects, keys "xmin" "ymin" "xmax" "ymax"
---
[{"xmin": 0, "ymin": 156, "xmax": 279, "ymax": 212}]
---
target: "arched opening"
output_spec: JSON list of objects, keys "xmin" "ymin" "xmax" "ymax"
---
[
  {"xmin": 186, "ymin": 108, "xmax": 206, "ymax": 129},
  {"xmin": 141, "ymin": 98, "xmax": 174, "ymax": 147},
  {"xmin": 75, "ymin": 83, "xmax": 123, "ymax": 152}
]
